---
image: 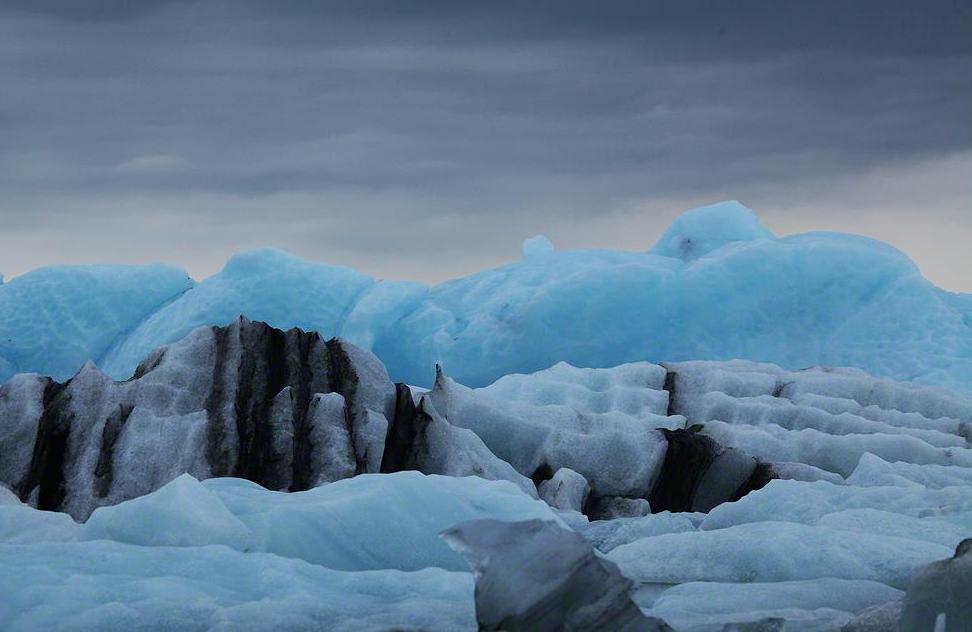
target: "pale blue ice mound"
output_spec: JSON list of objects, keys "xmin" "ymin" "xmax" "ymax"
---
[
  {"xmin": 650, "ymin": 200, "xmax": 774, "ymax": 261},
  {"xmin": 98, "ymin": 248, "xmax": 377, "ymax": 374},
  {"xmin": 2, "ymin": 201, "xmax": 971, "ymax": 395},
  {"xmin": 521, "ymin": 234, "xmax": 555, "ymax": 258}
]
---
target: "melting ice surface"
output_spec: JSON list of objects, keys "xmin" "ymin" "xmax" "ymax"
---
[{"xmin": 1, "ymin": 201, "xmax": 971, "ymax": 394}]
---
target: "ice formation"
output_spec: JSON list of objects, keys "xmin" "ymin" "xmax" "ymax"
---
[
  {"xmin": 898, "ymin": 539, "xmax": 972, "ymax": 631},
  {"xmin": 1, "ymin": 201, "xmax": 971, "ymax": 629},
  {"xmin": 442, "ymin": 518, "xmax": 670, "ymax": 631},
  {"xmin": 0, "ymin": 318, "xmax": 534, "ymax": 520},
  {"xmin": 1, "ymin": 202, "xmax": 970, "ymax": 395},
  {"xmin": 0, "ymin": 263, "xmax": 192, "ymax": 382},
  {"xmin": 0, "ymin": 475, "xmax": 491, "ymax": 631}
]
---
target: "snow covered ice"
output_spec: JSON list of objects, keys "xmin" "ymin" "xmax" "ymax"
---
[{"xmin": 1, "ymin": 202, "xmax": 971, "ymax": 630}]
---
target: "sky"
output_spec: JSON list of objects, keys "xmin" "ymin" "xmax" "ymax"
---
[{"xmin": 1, "ymin": 1, "xmax": 970, "ymax": 290}]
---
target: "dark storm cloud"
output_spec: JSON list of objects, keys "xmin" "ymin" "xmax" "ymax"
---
[{"xmin": 0, "ymin": 1, "xmax": 970, "ymax": 287}]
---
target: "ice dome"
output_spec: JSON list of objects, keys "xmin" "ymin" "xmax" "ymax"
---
[
  {"xmin": 651, "ymin": 201, "xmax": 774, "ymax": 261},
  {"xmin": 521, "ymin": 235, "xmax": 554, "ymax": 258}
]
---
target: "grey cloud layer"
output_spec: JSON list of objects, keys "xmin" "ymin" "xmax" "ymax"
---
[{"xmin": 0, "ymin": 1, "xmax": 969, "ymax": 287}]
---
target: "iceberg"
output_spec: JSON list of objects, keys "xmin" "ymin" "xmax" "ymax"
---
[
  {"xmin": 0, "ymin": 263, "xmax": 192, "ymax": 382},
  {"xmin": 0, "ymin": 318, "xmax": 534, "ymax": 519},
  {"xmin": 0, "ymin": 202, "xmax": 969, "ymax": 395},
  {"xmin": 442, "ymin": 518, "xmax": 671, "ymax": 631}
]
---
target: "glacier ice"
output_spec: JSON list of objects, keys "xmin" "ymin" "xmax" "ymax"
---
[
  {"xmin": 846, "ymin": 451, "xmax": 972, "ymax": 489},
  {"xmin": 1, "ymin": 201, "xmax": 970, "ymax": 396},
  {"xmin": 578, "ymin": 511, "xmax": 697, "ymax": 553},
  {"xmin": 641, "ymin": 578, "xmax": 902, "ymax": 632},
  {"xmin": 427, "ymin": 365, "xmax": 673, "ymax": 499},
  {"xmin": 608, "ymin": 520, "xmax": 951, "ymax": 589},
  {"xmin": 0, "ymin": 262, "xmax": 192, "ymax": 382},
  {"xmin": 521, "ymin": 234, "xmax": 555, "ymax": 258},
  {"xmin": 898, "ymin": 539, "xmax": 972, "ymax": 632},
  {"xmin": 442, "ymin": 518, "xmax": 669, "ymax": 631},
  {"xmin": 99, "ymin": 248, "xmax": 376, "ymax": 380},
  {"xmin": 202, "ymin": 471, "xmax": 559, "ymax": 572},
  {"xmin": 537, "ymin": 467, "xmax": 591, "ymax": 512},
  {"xmin": 80, "ymin": 473, "xmax": 256, "ymax": 550},
  {"xmin": 700, "ymin": 477, "xmax": 972, "ymax": 532},
  {"xmin": 649, "ymin": 200, "xmax": 774, "ymax": 261},
  {"xmin": 0, "ymin": 470, "xmax": 572, "ymax": 631},
  {"xmin": 0, "ymin": 263, "xmax": 971, "ymax": 630},
  {"xmin": 1, "ymin": 470, "xmax": 559, "ymax": 572},
  {"xmin": 0, "ymin": 541, "xmax": 476, "ymax": 632},
  {"xmin": 0, "ymin": 318, "xmax": 534, "ymax": 519}
]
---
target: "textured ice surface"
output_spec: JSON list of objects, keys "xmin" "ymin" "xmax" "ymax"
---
[
  {"xmin": 1, "ymin": 349, "xmax": 972, "ymax": 629},
  {"xmin": 847, "ymin": 452, "xmax": 972, "ymax": 489},
  {"xmin": 0, "ymin": 319, "xmax": 539, "ymax": 520},
  {"xmin": 641, "ymin": 578, "xmax": 902, "ymax": 632},
  {"xmin": 579, "ymin": 512, "xmax": 697, "ymax": 553},
  {"xmin": 538, "ymin": 467, "xmax": 591, "ymax": 512},
  {"xmin": 0, "ymin": 542, "xmax": 475, "ymax": 632},
  {"xmin": 398, "ymin": 397, "xmax": 539, "ymax": 498},
  {"xmin": 0, "ymin": 472, "xmax": 571, "ymax": 630},
  {"xmin": 666, "ymin": 360, "xmax": 972, "ymax": 479},
  {"xmin": 428, "ymin": 366, "xmax": 674, "ymax": 498},
  {"xmin": 80, "ymin": 474, "xmax": 255, "ymax": 550},
  {"xmin": 3, "ymin": 202, "xmax": 971, "ymax": 395},
  {"xmin": 608, "ymin": 521, "xmax": 950, "ymax": 589},
  {"xmin": 0, "ymin": 500, "xmax": 79, "ymax": 544},
  {"xmin": 700, "ymin": 477, "xmax": 972, "ymax": 532},
  {"xmin": 2, "ymin": 471, "xmax": 559, "ymax": 573},
  {"xmin": 203, "ymin": 471, "xmax": 559, "ymax": 572},
  {"xmin": 650, "ymin": 201, "xmax": 774, "ymax": 261},
  {"xmin": 0, "ymin": 263, "xmax": 192, "ymax": 381}
]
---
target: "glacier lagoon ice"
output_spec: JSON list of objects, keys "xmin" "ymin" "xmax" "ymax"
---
[
  {"xmin": 0, "ymin": 263, "xmax": 192, "ymax": 382},
  {"xmin": 2, "ymin": 319, "xmax": 972, "ymax": 628},
  {"xmin": 1, "ymin": 201, "xmax": 972, "ymax": 630},
  {"xmin": 0, "ymin": 472, "xmax": 561, "ymax": 631},
  {"xmin": 1, "ymin": 201, "xmax": 970, "ymax": 394}
]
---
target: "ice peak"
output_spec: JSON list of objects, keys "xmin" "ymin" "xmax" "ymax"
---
[
  {"xmin": 218, "ymin": 247, "xmax": 307, "ymax": 280},
  {"xmin": 652, "ymin": 201, "xmax": 774, "ymax": 261},
  {"xmin": 522, "ymin": 234, "xmax": 554, "ymax": 258}
]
